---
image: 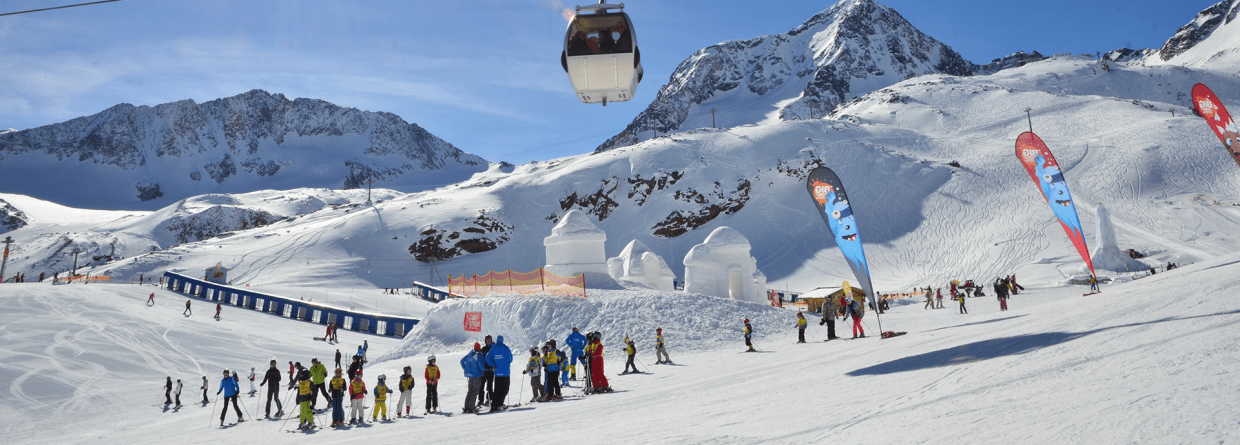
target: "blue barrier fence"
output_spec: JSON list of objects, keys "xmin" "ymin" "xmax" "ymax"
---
[{"xmin": 163, "ymin": 272, "xmax": 423, "ymax": 338}]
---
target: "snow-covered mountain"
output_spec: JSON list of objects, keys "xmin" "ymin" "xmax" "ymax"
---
[
  {"xmin": 0, "ymin": 90, "xmax": 489, "ymax": 210},
  {"xmin": 594, "ymin": 0, "xmax": 975, "ymax": 152},
  {"xmin": 1135, "ymin": 0, "xmax": 1240, "ymax": 70}
]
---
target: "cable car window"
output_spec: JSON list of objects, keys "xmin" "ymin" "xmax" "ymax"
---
[{"xmin": 567, "ymin": 14, "xmax": 632, "ymax": 56}]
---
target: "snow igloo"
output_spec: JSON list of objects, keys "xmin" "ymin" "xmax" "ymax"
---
[
  {"xmin": 607, "ymin": 239, "xmax": 677, "ymax": 291},
  {"xmin": 544, "ymin": 210, "xmax": 622, "ymax": 288},
  {"xmin": 683, "ymin": 226, "xmax": 767, "ymax": 302}
]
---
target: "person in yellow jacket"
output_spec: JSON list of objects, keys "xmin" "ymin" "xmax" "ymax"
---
[
  {"xmin": 655, "ymin": 328, "xmax": 672, "ymax": 364},
  {"xmin": 396, "ymin": 366, "xmax": 415, "ymax": 418},
  {"xmin": 296, "ymin": 369, "xmax": 315, "ymax": 430},
  {"xmin": 795, "ymin": 312, "xmax": 808, "ymax": 343},
  {"xmin": 372, "ymin": 374, "xmax": 393, "ymax": 421},
  {"xmin": 328, "ymin": 369, "xmax": 347, "ymax": 427},
  {"xmin": 622, "ymin": 337, "xmax": 639, "ymax": 374},
  {"xmin": 348, "ymin": 372, "xmax": 366, "ymax": 424},
  {"xmin": 424, "ymin": 356, "xmax": 440, "ymax": 414},
  {"xmin": 542, "ymin": 343, "xmax": 562, "ymax": 399}
]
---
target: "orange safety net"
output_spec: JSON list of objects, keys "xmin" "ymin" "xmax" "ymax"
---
[{"xmin": 448, "ymin": 268, "xmax": 585, "ymax": 298}]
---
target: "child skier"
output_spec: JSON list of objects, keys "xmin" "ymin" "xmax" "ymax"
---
[
  {"xmin": 147, "ymin": 293, "xmax": 155, "ymax": 305},
  {"xmin": 845, "ymin": 296, "xmax": 866, "ymax": 338},
  {"xmin": 795, "ymin": 312, "xmax": 808, "ymax": 343},
  {"xmin": 622, "ymin": 337, "xmax": 638, "ymax": 373},
  {"xmin": 297, "ymin": 368, "xmax": 314, "ymax": 430},
  {"xmin": 524, "ymin": 348, "xmax": 544, "ymax": 403},
  {"xmin": 425, "ymin": 356, "xmax": 440, "ymax": 414},
  {"xmin": 184, "ymin": 299, "xmax": 192, "ymax": 316},
  {"xmin": 744, "ymin": 319, "xmax": 755, "ymax": 352},
  {"xmin": 329, "ymin": 368, "xmax": 346, "ymax": 427},
  {"xmin": 655, "ymin": 327, "xmax": 672, "ymax": 364},
  {"xmin": 248, "ymin": 367, "xmax": 257, "ymax": 396},
  {"xmin": 543, "ymin": 343, "xmax": 562, "ymax": 399},
  {"xmin": 958, "ymin": 292, "xmax": 968, "ymax": 314},
  {"xmin": 200, "ymin": 376, "xmax": 209, "ymax": 405},
  {"xmin": 372, "ymin": 374, "xmax": 392, "ymax": 421},
  {"xmin": 348, "ymin": 371, "xmax": 367, "ymax": 424},
  {"xmin": 214, "ymin": 303, "xmax": 221, "ymax": 320},
  {"xmin": 396, "ymin": 366, "xmax": 414, "ymax": 417}
]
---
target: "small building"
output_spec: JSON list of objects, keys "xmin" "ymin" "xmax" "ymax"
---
[{"xmin": 204, "ymin": 263, "xmax": 229, "ymax": 284}]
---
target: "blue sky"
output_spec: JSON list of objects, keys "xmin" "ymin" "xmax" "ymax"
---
[{"xmin": 0, "ymin": 0, "xmax": 1218, "ymax": 164}]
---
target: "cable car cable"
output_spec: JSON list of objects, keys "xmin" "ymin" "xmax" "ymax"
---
[{"xmin": 0, "ymin": 0, "xmax": 122, "ymax": 17}]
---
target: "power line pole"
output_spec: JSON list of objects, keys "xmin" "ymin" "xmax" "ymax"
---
[
  {"xmin": 710, "ymin": 108, "xmax": 717, "ymax": 128},
  {"xmin": 68, "ymin": 248, "xmax": 83, "ymax": 277},
  {"xmin": 0, "ymin": 236, "xmax": 13, "ymax": 283}
]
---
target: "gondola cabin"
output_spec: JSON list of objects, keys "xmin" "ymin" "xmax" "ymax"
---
[{"xmin": 561, "ymin": 3, "xmax": 643, "ymax": 105}]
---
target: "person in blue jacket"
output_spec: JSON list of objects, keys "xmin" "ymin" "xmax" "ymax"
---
[
  {"xmin": 564, "ymin": 327, "xmax": 586, "ymax": 380},
  {"xmin": 460, "ymin": 343, "xmax": 484, "ymax": 413},
  {"xmin": 217, "ymin": 369, "xmax": 244, "ymax": 426},
  {"xmin": 484, "ymin": 335, "xmax": 513, "ymax": 412}
]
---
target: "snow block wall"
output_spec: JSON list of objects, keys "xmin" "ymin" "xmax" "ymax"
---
[
  {"xmin": 607, "ymin": 240, "xmax": 677, "ymax": 291},
  {"xmin": 544, "ymin": 210, "xmax": 608, "ymax": 277},
  {"xmin": 373, "ymin": 289, "xmax": 792, "ymax": 363},
  {"xmin": 683, "ymin": 227, "xmax": 767, "ymax": 303},
  {"xmin": 1090, "ymin": 204, "xmax": 1149, "ymax": 273}
]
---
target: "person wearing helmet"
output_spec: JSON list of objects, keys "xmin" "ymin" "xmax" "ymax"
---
[
  {"xmin": 524, "ymin": 347, "xmax": 545, "ymax": 403},
  {"xmin": 744, "ymin": 319, "xmax": 755, "ymax": 352},
  {"xmin": 347, "ymin": 355, "xmax": 363, "ymax": 381},
  {"xmin": 348, "ymin": 370, "xmax": 367, "ymax": 424},
  {"xmin": 217, "ymin": 369, "xmax": 244, "ymax": 426},
  {"xmin": 248, "ymin": 367, "xmax": 257, "ymax": 396},
  {"xmin": 396, "ymin": 366, "xmax": 415, "ymax": 417},
  {"xmin": 542, "ymin": 342, "xmax": 562, "ymax": 399},
  {"xmin": 200, "ymin": 376, "xmax": 210, "ymax": 405},
  {"xmin": 372, "ymin": 374, "xmax": 392, "ymax": 421},
  {"xmin": 424, "ymin": 355, "xmax": 440, "ymax": 414},
  {"xmin": 483, "ymin": 335, "xmax": 513, "ymax": 412},
  {"xmin": 259, "ymin": 359, "xmax": 284, "ymax": 419},
  {"xmin": 564, "ymin": 327, "xmax": 586, "ymax": 380},
  {"xmin": 655, "ymin": 327, "xmax": 672, "ymax": 364},
  {"xmin": 296, "ymin": 367, "xmax": 315, "ymax": 429},
  {"xmin": 460, "ymin": 343, "xmax": 484, "ymax": 413},
  {"xmin": 622, "ymin": 337, "xmax": 638, "ymax": 374},
  {"xmin": 795, "ymin": 312, "xmax": 808, "ymax": 343},
  {"xmin": 328, "ymin": 368, "xmax": 346, "ymax": 427},
  {"xmin": 309, "ymin": 358, "xmax": 329, "ymax": 410},
  {"xmin": 586, "ymin": 333, "xmax": 610, "ymax": 393}
]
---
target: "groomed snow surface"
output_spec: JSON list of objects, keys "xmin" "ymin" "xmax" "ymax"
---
[{"xmin": 3, "ymin": 254, "xmax": 1239, "ymax": 444}]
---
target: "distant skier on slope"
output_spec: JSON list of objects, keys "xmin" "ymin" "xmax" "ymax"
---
[
  {"xmin": 655, "ymin": 327, "xmax": 672, "ymax": 364},
  {"xmin": 795, "ymin": 312, "xmax": 808, "ymax": 343},
  {"xmin": 214, "ymin": 303, "xmax": 221, "ymax": 320},
  {"xmin": 622, "ymin": 337, "xmax": 638, "ymax": 373},
  {"xmin": 200, "ymin": 376, "xmax": 209, "ymax": 405},
  {"xmin": 957, "ymin": 292, "xmax": 968, "ymax": 314},
  {"xmin": 744, "ymin": 319, "xmax": 756, "ymax": 352},
  {"xmin": 184, "ymin": 299, "xmax": 192, "ymax": 316},
  {"xmin": 164, "ymin": 376, "xmax": 173, "ymax": 405},
  {"xmin": 173, "ymin": 378, "xmax": 182, "ymax": 408},
  {"xmin": 936, "ymin": 288, "xmax": 944, "ymax": 308},
  {"xmin": 147, "ymin": 293, "xmax": 155, "ymax": 305}
]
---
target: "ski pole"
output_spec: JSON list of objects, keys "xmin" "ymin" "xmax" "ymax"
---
[
  {"xmin": 517, "ymin": 376, "xmax": 524, "ymax": 405},
  {"xmin": 278, "ymin": 392, "xmax": 297, "ymax": 431},
  {"xmin": 635, "ymin": 357, "xmax": 649, "ymax": 373},
  {"xmin": 207, "ymin": 396, "xmax": 218, "ymax": 429},
  {"xmin": 239, "ymin": 393, "xmax": 253, "ymax": 421}
]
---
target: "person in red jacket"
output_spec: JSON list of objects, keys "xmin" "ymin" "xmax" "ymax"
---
[{"xmin": 586, "ymin": 332, "xmax": 611, "ymax": 393}]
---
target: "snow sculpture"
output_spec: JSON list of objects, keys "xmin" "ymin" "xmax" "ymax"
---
[
  {"xmin": 683, "ymin": 227, "xmax": 767, "ymax": 302},
  {"xmin": 544, "ymin": 210, "xmax": 613, "ymax": 280},
  {"xmin": 607, "ymin": 240, "xmax": 677, "ymax": 291},
  {"xmin": 1089, "ymin": 204, "xmax": 1147, "ymax": 272}
]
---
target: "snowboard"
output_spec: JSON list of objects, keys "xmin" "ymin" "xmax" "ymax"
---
[{"xmin": 1082, "ymin": 291, "xmax": 1101, "ymax": 296}]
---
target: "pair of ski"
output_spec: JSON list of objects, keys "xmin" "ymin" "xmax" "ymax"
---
[{"xmin": 617, "ymin": 371, "xmax": 649, "ymax": 376}]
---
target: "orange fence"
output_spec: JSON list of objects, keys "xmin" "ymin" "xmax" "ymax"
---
[{"xmin": 448, "ymin": 268, "xmax": 586, "ymax": 298}]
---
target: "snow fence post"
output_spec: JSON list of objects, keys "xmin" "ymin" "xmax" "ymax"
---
[{"xmin": 540, "ymin": 268, "xmax": 545, "ymax": 292}]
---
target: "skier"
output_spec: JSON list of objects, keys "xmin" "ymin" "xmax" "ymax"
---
[
  {"xmin": 328, "ymin": 368, "xmax": 346, "ymax": 427},
  {"xmin": 795, "ymin": 312, "xmax": 807, "ymax": 343},
  {"xmin": 347, "ymin": 355, "xmax": 363, "ymax": 381},
  {"xmin": 330, "ymin": 322, "xmax": 338, "ymax": 342},
  {"xmin": 460, "ymin": 343, "xmax": 484, "ymax": 413},
  {"xmin": 348, "ymin": 370, "xmax": 367, "ymax": 424},
  {"xmin": 484, "ymin": 335, "xmax": 513, "ymax": 412},
  {"xmin": 994, "ymin": 278, "xmax": 1010, "ymax": 311},
  {"xmin": 744, "ymin": 319, "xmax": 755, "ymax": 352},
  {"xmin": 957, "ymin": 292, "xmax": 968, "ymax": 314},
  {"xmin": 147, "ymin": 293, "xmax": 155, "ymax": 305},
  {"xmin": 936, "ymin": 288, "xmax": 944, "ymax": 308},
  {"xmin": 361, "ymin": 340, "xmax": 369, "ymax": 364},
  {"xmin": 524, "ymin": 348, "xmax": 545, "ymax": 403},
  {"xmin": 259, "ymin": 359, "xmax": 284, "ymax": 419},
  {"xmin": 173, "ymin": 378, "xmax": 182, "ymax": 408},
  {"xmin": 335, "ymin": 349, "xmax": 342, "ymax": 369},
  {"xmin": 247, "ymin": 367, "xmax": 257, "ymax": 396},
  {"xmin": 555, "ymin": 343, "xmax": 569, "ymax": 388},
  {"xmin": 587, "ymin": 332, "xmax": 611, "ymax": 392},
  {"xmin": 372, "ymin": 374, "xmax": 392, "ymax": 421},
  {"xmin": 164, "ymin": 376, "xmax": 173, "ymax": 405},
  {"xmin": 844, "ymin": 296, "xmax": 866, "ymax": 338},
  {"xmin": 296, "ymin": 368, "xmax": 314, "ymax": 430},
  {"xmin": 478, "ymin": 335, "xmax": 495, "ymax": 407},
  {"xmin": 923, "ymin": 287, "xmax": 933, "ymax": 310},
  {"xmin": 323, "ymin": 324, "xmax": 331, "ymax": 342},
  {"xmin": 1089, "ymin": 275, "xmax": 1099, "ymax": 293},
  {"xmin": 565, "ymin": 327, "xmax": 586, "ymax": 380},
  {"xmin": 214, "ymin": 303, "xmax": 221, "ymax": 320},
  {"xmin": 396, "ymin": 366, "xmax": 414, "ymax": 417},
  {"xmin": 200, "ymin": 376, "xmax": 209, "ymax": 405},
  {"xmin": 655, "ymin": 327, "xmax": 672, "ymax": 364},
  {"xmin": 819, "ymin": 296, "xmax": 839, "ymax": 340},
  {"xmin": 542, "ymin": 343, "xmax": 561, "ymax": 399},
  {"xmin": 217, "ymin": 369, "xmax": 244, "ymax": 426},
  {"xmin": 1010, "ymin": 275, "xmax": 1022, "ymax": 294},
  {"xmin": 622, "ymin": 337, "xmax": 638, "ymax": 373},
  {"xmin": 311, "ymin": 358, "xmax": 331, "ymax": 409},
  {"xmin": 424, "ymin": 355, "xmax": 440, "ymax": 414},
  {"xmin": 184, "ymin": 299, "xmax": 192, "ymax": 316}
]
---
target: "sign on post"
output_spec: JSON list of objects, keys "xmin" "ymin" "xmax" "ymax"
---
[{"xmin": 464, "ymin": 312, "xmax": 482, "ymax": 332}]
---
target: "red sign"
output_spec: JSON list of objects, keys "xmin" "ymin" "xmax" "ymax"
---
[{"xmin": 463, "ymin": 312, "xmax": 482, "ymax": 332}]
